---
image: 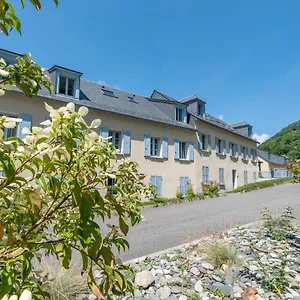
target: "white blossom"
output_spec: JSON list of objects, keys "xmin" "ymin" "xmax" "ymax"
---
[
  {"xmin": 66, "ymin": 102, "xmax": 75, "ymax": 112},
  {"xmin": 32, "ymin": 127, "xmax": 42, "ymax": 135},
  {"xmin": 3, "ymin": 121, "xmax": 16, "ymax": 128},
  {"xmin": 1, "ymin": 295, "xmax": 8, "ymax": 300},
  {"xmin": 78, "ymin": 106, "xmax": 88, "ymax": 117},
  {"xmin": 19, "ymin": 290, "xmax": 32, "ymax": 300},
  {"xmin": 21, "ymin": 127, "xmax": 31, "ymax": 135},
  {"xmin": 91, "ymin": 119, "xmax": 101, "ymax": 128},
  {"xmin": 41, "ymin": 127, "xmax": 52, "ymax": 137},
  {"xmin": 0, "ymin": 89, "xmax": 5, "ymax": 96},
  {"xmin": 0, "ymin": 69, "xmax": 9, "ymax": 77},
  {"xmin": 37, "ymin": 142, "xmax": 49, "ymax": 151},
  {"xmin": 40, "ymin": 119, "xmax": 52, "ymax": 127},
  {"xmin": 23, "ymin": 135, "xmax": 35, "ymax": 144},
  {"xmin": 50, "ymin": 110, "xmax": 60, "ymax": 119},
  {"xmin": 58, "ymin": 106, "xmax": 68, "ymax": 113},
  {"xmin": 8, "ymin": 296, "xmax": 18, "ymax": 300},
  {"xmin": 30, "ymin": 80, "xmax": 37, "ymax": 88},
  {"xmin": 44, "ymin": 103, "xmax": 54, "ymax": 113}
]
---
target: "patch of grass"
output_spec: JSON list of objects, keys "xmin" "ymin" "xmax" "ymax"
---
[
  {"xmin": 187, "ymin": 292, "xmax": 203, "ymax": 300},
  {"xmin": 262, "ymin": 207, "xmax": 295, "ymax": 241},
  {"xmin": 40, "ymin": 259, "xmax": 88, "ymax": 300},
  {"xmin": 229, "ymin": 177, "xmax": 291, "ymax": 193},
  {"xmin": 212, "ymin": 288, "xmax": 226, "ymax": 299},
  {"xmin": 202, "ymin": 240, "xmax": 239, "ymax": 268}
]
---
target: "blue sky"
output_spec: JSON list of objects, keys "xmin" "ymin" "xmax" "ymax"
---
[{"xmin": 1, "ymin": 0, "xmax": 300, "ymax": 141}]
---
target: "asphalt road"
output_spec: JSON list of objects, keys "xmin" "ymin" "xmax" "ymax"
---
[{"xmin": 118, "ymin": 183, "xmax": 300, "ymax": 261}]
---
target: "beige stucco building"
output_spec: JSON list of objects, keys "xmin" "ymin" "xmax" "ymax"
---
[{"xmin": 0, "ymin": 48, "xmax": 259, "ymax": 197}]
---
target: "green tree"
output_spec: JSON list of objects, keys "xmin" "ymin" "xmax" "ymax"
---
[
  {"xmin": 0, "ymin": 103, "xmax": 150, "ymax": 298},
  {"xmin": 0, "ymin": 0, "xmax": 58, "ymax": 97}
]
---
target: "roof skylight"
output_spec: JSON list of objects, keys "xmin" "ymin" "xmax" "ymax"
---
[
  {"xmin": 127, "ymin": 96, "xmax": 138, "ymax": 103},
  {"xmin": 102, "ymin": 89, "xmax": 117, "ymax": 97}
]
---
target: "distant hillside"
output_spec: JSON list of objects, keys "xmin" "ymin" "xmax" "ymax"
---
[{"xmin": 258, "ymin": 120, "xmax": 300, "ymax": 159}]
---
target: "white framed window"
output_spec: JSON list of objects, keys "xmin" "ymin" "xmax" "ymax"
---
[
  {"xmin": 150, "ymin": 137, "xmax": 161, "ymax": 157},
  {"xmin": 58, "ymin": 76, "xmax": 75, "ymax": 96},
  {"xmin": 109, "ymin": 131, "xmax": 122, "ymax": 150},
  {"xmin": 175, "ymin": 107, "xmax": 184, "ymax": 122},
  {"xmin": 179, "ymin": 142, "xmax": 187, "ymax": 159}
]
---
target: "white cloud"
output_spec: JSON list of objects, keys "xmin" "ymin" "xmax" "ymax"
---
[
  {"xmin": 218, "ymin": 114, "xmax": 224, "ymax": 121},
  {"xmin": 98, "ymin": 80, "xmax": 120, "ymax": 90},
  {"xmin": 253, "ymin": 133, "xmax": 271, "ymax": 144},
  {"xmin": 98, "ymin": 80, "xmax": 107, "ymax": 85}
]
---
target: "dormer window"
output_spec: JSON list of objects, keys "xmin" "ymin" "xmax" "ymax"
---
[
  {"xmin": 175, "ymin": 107, "xmax": 184, "ymax": 122},
  {"xmin": 59, "ymin": 76, "xmax": 75, "ymax": 96},
  {"xmin": 49, "ymin": 65, "xmax": 82, "ymax": 99},
  {"xmin": 102, "ymin": 89, "xmax": 117, "ymax": 98}
]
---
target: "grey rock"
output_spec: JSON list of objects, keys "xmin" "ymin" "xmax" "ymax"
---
[
  {"xmin": 77, "ymin": 295, "xmax": 89, "ymax": 300},
  {"xmin": 211, "ymin": 282, "xmax": 232, "ymax": 297},
  {"xmin": 134, "ymin": 289, "xmax": 142, "ymax": 297},
  {"xmin": 201, "ymin": 262, "xmax": 214, "ymax": 270},
  {"xmin": 88, "ymin": 295, "xmax": 97, "ymax": 300},
  {"xmin": 179, "ymin": 296, "xmax": 187, "ymax": 300},
  {"xmin": 166, "ymin": 297, "xmax": 178, "ymax": 300},
  {"xmin": 159, "ymin": 276, "xmax": 168, "ymax": 284},
  {"xmin": 157, "ymin": 286, "xmax": 171, "ymax": 299},
  {"xmin": 169, "ymin": 276, "xmax": 185, "ymax": 285},
  {"xmin": 190, "ymin": 267, "xmax": 200, "ymax": 276},
  {"xmin": 171, "ymin": 286, "xmax": 184, "ymax": 294},
  {"xmin": 135, "ymin": 270, "xmax": 155, "ymax": 289},
  {"xmin": 194, "ymin": 280, "xmax": 203, "ymax": 293},
  {"xmin": 212, "ymin": 275, "xmax": 222, "ymax": 282},
  {"xmin": 224, "ymin": 275, "xmax": 233, "ymax": 285}
]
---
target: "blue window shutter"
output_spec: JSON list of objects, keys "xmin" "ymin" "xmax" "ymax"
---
[
  {"xmin": 100, "ymin": 127, "xmax": 109, "ymax": 139},
  {"xmin": 223, "ymin": 140, "xmax": 227, "ymax": 155},
  {"xmin": 174, "ymin": 139, "xmax": 179, "ymax": 160},
  {"xmin": 123, "ymin": 131, "xmax": 131, "ymax": 155},
  {"xmin": 229, "ymin": 142, "xmax": 233, "ymax": 156},
  {"xmin": 197, "ymin": 131, "xmax": 203, "ymax": 150},
  {"xmin": 180, "ymin": 176, "xmax": 185, "ymax": 194},
  {"xmin": 189, "ymin": 142, "xmax": 194, "ymax": 161},
  {"xmin": 144, "ymin": 134, "xmax": 151, "ymax": 156},
  {"xmin": 162, "ymin": 137, "xmax": 168, "ymax": 159},
  {"xmin": 208, "ymin": 135, "xmax": 212, "ymax": 152},
  {"xmin": 202, "ymin": 167, "xmax": 205, "ymax": 184},
  {"xmin": 150, "ymin": 176, "xmax": 156, "ymax": 198},
  {"xmin": 18, "ymin": 113, "xmax": 32, "ymax": 139},
  {"xmin": 215, "ymin": 137, "xmax": 219, "ymax": 153},
  {"xmin": 219, "ymin": 168, "xmax": 221, "ymax": 184},
  {"xmin": 156, "ymin": 176, "xmax": 162, "ymax": 196},
  {"xmin": 207, "ymin": 167, "xmax": 209, "ymax": 183}
]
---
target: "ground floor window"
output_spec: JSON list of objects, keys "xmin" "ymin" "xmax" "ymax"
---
[
  {"xmin": 150, "ymin": 176, "xmax": 162, "ymax": 197},
  {"xmin": 202, "ymin": 166, "xmax": 209, "ymax": 185},
  {"xmin": 219, "ymin": 168, "xmax": 225, "ymax": 185},
  {"xmin": 244, "ymin": 171, "xmax": 248, "ymax": 185}
]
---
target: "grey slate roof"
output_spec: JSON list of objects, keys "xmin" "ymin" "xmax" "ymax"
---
[
  {"xmin": 230, "ymin": 121, "xmax": 250, "ymax": 128},
  {"xmin": 13, "ymin": 80, "xmax": 196, "ymax": 131},
  {"xmin": 181, "ymin": 95, "xmax": 206, "ymax": 104},
  {"xmin": 257, "ymin": 149, "xmax": 288, "ymax": 166}
]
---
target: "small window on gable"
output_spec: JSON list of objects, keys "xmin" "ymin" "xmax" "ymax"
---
[
  {"xmin": 175, "ymin": 107, "xmax": 184, "ymax": 122},
  {"xmin": 102, "ymin": 89, "xmax": 117, "ymax": 98},
  {"xmin": 58, "ymin": 76, "xmax": 75, "ymax": 96},
  {"xmin": 127, "ymin": 96, "xmax": 138, "ymax": 103}
]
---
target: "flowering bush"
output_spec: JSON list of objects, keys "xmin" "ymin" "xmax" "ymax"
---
[
  {"xmin": 201, "ymin": 181, "xmax": 219, "ymax": 197},
  {"xmin": 1, "ymin": 290, "xmax": 32, "ymax": 300},
  {"xmin": 0, "ymin": 103, "xmax": 150, "ymax": 299}
]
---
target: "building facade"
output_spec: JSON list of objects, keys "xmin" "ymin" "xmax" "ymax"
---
[
  {"xmin": 258, "ymin": 149, "xmax": 290, "ymax": 178},
  {"xmin": 0, "ymin": 48, "xmax": 259, "ymax": 197}
]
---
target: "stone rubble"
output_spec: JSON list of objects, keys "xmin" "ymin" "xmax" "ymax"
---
[{"xmin": 84, "ymin": 224, "xmax": 300, "ymax": 300}]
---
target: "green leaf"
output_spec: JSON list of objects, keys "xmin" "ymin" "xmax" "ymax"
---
[
  {"xmin": 80, "ymin": 193, "xmax": 93, "ymax": 223},
  {"xmin": 0, "ymin": 151, "xmax": 16, "ymax": 184},
  {"xmin": 0, "ymin": 268, "xmax": 14, "ymax": 298},
  {"xmin": 88, "ymin": 268, "xmax": 106, "ymax": 300},
  {"xmin": 119, "ymin": 216, "xmax": 129, "ymax": 236}
]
